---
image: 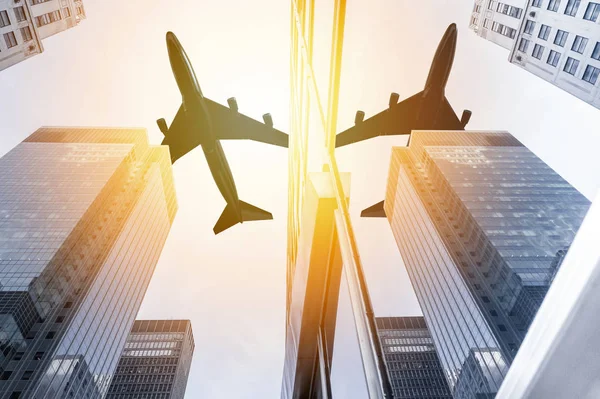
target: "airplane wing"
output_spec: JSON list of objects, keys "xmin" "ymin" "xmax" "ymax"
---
[
  {"xmin": 160, "ymin": 104, "xmax": 200, "ymax": 164},
  {"xmin": 335, "ymin": 92, "xmax": 423, "ymax": 148},
  {"xmin": 204, "ymin": 98, "xmax": 289, "ymax": 148},
  {"xmin": 435, "ymin": 96, "xmax": 463, "ymax": 130}
]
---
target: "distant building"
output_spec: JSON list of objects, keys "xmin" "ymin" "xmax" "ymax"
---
[
  {"xmin": 470, "ymin": 0, "xmax": 600, "ymax": 109},
  {"xmin": 0, "ymin": 0, "xmax": 86, "ymax": 71},
  {"xmin": 107, "ymin": 320, "xmax": 195, "ymax": 399},
  {"xmin": 0, "ymin": 127, "xmax": 177, "ymax": 398},
  {"xmin": 376, "ymin": 317, "xmax": 452, "ymax": 399},
  {"xmin": 382, "ymin": 130, "xmax": 589, "ymax": 398}
]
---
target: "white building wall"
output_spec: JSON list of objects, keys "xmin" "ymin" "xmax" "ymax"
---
[
  {"xmin": 471, "ymin": 0, "xmax": 600, "ymax": 109},
  {"xmin": 470, "ymin": 0, "xmax": 526, "ymax": 50},
  {"xmin": 0, "ymin": 0, "xmax": 85, "ymax": 71},
  {"xmin": 510, "ymin": 0, "xmax": 600, "ymax": 109}
]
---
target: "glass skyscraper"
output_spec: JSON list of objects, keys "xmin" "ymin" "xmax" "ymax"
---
[
  {"xmin": 376, "ymin": 317, "xmax": 452, "ymax": 399},
  {"xmin": 383, "ymin": 131, "xmax": 590, "ymax": 399},
  {"xmin": 107, "ymin": 320, "xmax": 195, "ymax": 399},
  {"xmin": 0, "ymin": 127, "xmax": 177, "ymax": 398}
]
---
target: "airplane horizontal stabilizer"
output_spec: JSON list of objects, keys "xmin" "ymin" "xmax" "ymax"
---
[
  {"xmin": 213, "ymin": 201, "xmax": 273, "ymax": 235},
  {"xmin": 361, "ymin": 201, "xmax": 386, "ymax": 218},
  {"xmin": 214, "ymin": 204, "xmax": 240, "ymax": 235},
  {"xmin": 240, "ymin": 200, "xmax": 273, "ymax": 222}
]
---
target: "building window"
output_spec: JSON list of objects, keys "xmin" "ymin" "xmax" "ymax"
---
[
  {"xmin": 474, "ymin": 4, "xmax": 482, "ymax": 13},
  {"xmin": 532, "ymin": 0, "xmax": 543, "ymax": 6},
  {"xmin": 76, "ymin": 6, "xmax": 84, "ymax": 16},
  {"xmin": 571, "ymin": 35, "xmax": 588, "ymax": 53},
  {"xmin": 547, "ymin": 50, "xmax": 561, "ymax": 66},
  {"xmin": 548, "ymin": 0, "xmax": 561, "ymax": 11},
  {"xmin": 45, "ymin": 331, "xmax": 56, "ymax": 339},
  {"xmin": 565, "ymin": 0, "xmax": 581, "ymax": 16},
  {"xmin": 483, "ymin": 18, "xmax": 490, "ymax": 28},
  {"xmin": 582, "ymin": 65, "xmax": 600, "ymax": 84},
  {"xmin": 14, "ymin": 6, "xmax": 26, "ymax": 22},
  {"xmin": 20, "ymin": 27, "xmax": 32, "ymax": 42},
  {"xmin": 539, "ymin": 24, "xmax": 551, "ymax": 40},
  {"xmin": 0, "ymin": 10, "xmax": 10, "ymax": 28},
  {"xmin": 584, "ymin": 2, "xmax": 600, "ymax": 21},
  {"xmin": 21, "ymin": 371, "xmax": 33, "ymax": 381},
  {"xmin": 62, "ymin": 7, "xmax": 71, "ymax": 18},
  {"xmin": 518, "ymin": 38, "xmax": 530, "ymax": 52},
  {"xmin": 532, "ymin": 44, "xmax": 544, "ymax": 59},
  {"xmin": 498, "ymin": 324, "xmax": 507, "ymax": 332},
  {"xmin": 3, "ymin": 32, "xmax": 18, "ymax": 49},
  {"xmin": 31, "ymin": 0, "xmax": 52, "ymax": 4},
  {"xmin": 496, "ymin": 3, "xmax": 523, "ymax": 18},
  {"xmin": 35, "ymin": 10, "xmax": 61, "ymax": 27},
  {"xmin": 592, "ymin": 42, "xmax": 600, "ymax": 60},
  {"xmin": 524, "ymin": 20, "xmax": 535, "ymax": 34},
  {"xmin": 563, "ymin": 57, "xmax": 580, "ymax": 75},
  {"xmin": 554, "ymin": 29, "xmax": 569, "ymax": 47}
]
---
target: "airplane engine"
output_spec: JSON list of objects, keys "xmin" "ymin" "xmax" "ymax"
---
[
  {"xmin": 355, "ymin": 110, "xmax": 365, "ymax": 124},
  {"xmin": 227, "ymin": 97, "xmax": 239, "ymax": 113},
  {"xmin": 460, "ymin": 110, "xmax": 472, "ymax": 129},
  {"xmin": 389, "ymin": 92, "xmax": 400, "ymax": 108},
  {"xmin": 157, "ymin": 118, "xmax": 168, "ymax": 135},
  {"xmin": 263, "ymin": 113, "xmax": 274, "ymax": 127}
]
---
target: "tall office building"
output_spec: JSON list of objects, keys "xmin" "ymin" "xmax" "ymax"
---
[
  {"xmin": 0, "ymin": 0, "xmax": 86, "ymax": 71},
  {"xmin": 107, "ymin": 320, "xmax": 195, "ymax": 399},
  {"xmin": 470, "ymin": 0, "xmax": 600, "ymax": 109},
  {"xmin": 376, "ymin": 317, "xmax": 452, "ymax": 399},
  {"xmin": 382, "ymin": 130, "xmax": 590, "ymax": 398},
  {"xmin": 0, "ymin": 127, "xmax": 177, "ymax": 398}
]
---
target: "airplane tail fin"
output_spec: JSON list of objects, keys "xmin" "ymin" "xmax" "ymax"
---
[
  {"xmin": 213, "ymin": 201, "xmax": 273, "ymax": 235},
  {"xmin": 361, "ymin": 200, "xmax": 386, "ymax": 218}
]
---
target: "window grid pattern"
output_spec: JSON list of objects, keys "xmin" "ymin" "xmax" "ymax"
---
[
  {"xmin": 384, "ymin": 131, "xmax": 589, "ymax": 399},
  {"xmin": 0, "ymin": 128, "xmax": 177, "ymax": 399},
  {"xmin": 376, "ymin": 317, "xmax": 452, "ymax": 399},
  {"xmin": 106, "ymin": 320, "xmax": 194, "ymax": 399}
]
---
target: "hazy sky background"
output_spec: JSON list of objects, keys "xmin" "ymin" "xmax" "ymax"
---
[{"xmin": 1, "ymin": 0, "xmax": 600, "ymax": 397}]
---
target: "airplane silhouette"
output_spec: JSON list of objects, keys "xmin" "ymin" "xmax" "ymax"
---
[
  {"xmin": 334, "ymin": 23, "xmax": 472, "ymax": 218},
  {"xmin": 158, "ymin": 32, "xmax": 288, "ymax": 234}
]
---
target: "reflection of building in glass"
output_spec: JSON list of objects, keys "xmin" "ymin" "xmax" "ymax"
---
[
  {"xmin": 38, "ymin": 355, "xmax": 101, "ymax": 398},
  {"xmin": 0, "ymin": 1, "xmax": 86, "ymax": 71},
  {"xmin": 107, "ymin": 320, "xmax": 195, "ymax": 399},
  {"xmin": 383, "ymin": 130, "xmax": 589, "ymax": 398},
  {"xmin": 376, "ymin": 317, "xmax": 452, "ymax": 399},
  {"xmin": 0, "ymin": 127, "xmax": 177, "ymax": 398}
]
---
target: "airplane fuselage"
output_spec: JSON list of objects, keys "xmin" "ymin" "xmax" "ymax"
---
[
  {"xmin": 167, "ymin": 32, "xmax": 243, "ymax": 222},
  {"xmin": 418, "ymin": 23, "xmax": 457, "ymax": 126}
]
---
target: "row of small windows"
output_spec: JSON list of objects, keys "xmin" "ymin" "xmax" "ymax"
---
[
  {"xmin": 486, "ymin": 1, "xmax": 523, "ymax": 19},
  {"xmin": 518, "ymin": 37, "xmax": 600, "ymax": 84},
  {"xmin": 488, "ymin": 20, "xmax": 517, "ymax": 39},
  {"xmin": 533, "ymin": 0, "xmax": 600, "ymax": 22}
]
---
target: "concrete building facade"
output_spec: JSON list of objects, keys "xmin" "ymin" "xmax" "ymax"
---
[
  {"xmin": 107, "ymin": 320, "xmax": 195, "ymax": 399},
  {"xmin": 0, "ymin": 0, "xmax": 85, "ymax": 71},
  {"xmin": 376, "ymin": 317, "xmax": 452, "ymax": 399},
  {"xmin": 470, "ymin": 0, "xmax": 600, "ymax": 109}
]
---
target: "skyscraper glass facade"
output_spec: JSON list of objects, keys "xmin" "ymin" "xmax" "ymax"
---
[
  {"xmin": 107, "ymin": 320, "xmax": 195, "ymax": 399},
  {"xmin": 376, "ymin": 317, "xmax": 452, "ymax": 399},
  {"xmin": 0, "ymin": 127, "xmax": 177, "ymax": 398},
  {"xmin": 383, "ymin": 131, "xmax": 590, "ymax": 399}
]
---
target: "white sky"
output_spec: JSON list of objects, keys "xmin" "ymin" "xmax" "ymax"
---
[{"xmin": 1, "ymin": 0, "xmax": 599, "ymax": 397}]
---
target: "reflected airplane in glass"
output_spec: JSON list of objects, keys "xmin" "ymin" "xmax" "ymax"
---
[
  {"xmin": 157, "ymin": 32, "xmax": 288, "ymax": 234},
  {"xmin": 334, "ymin": 23, "xmax": 472, "ymax": 218}
]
